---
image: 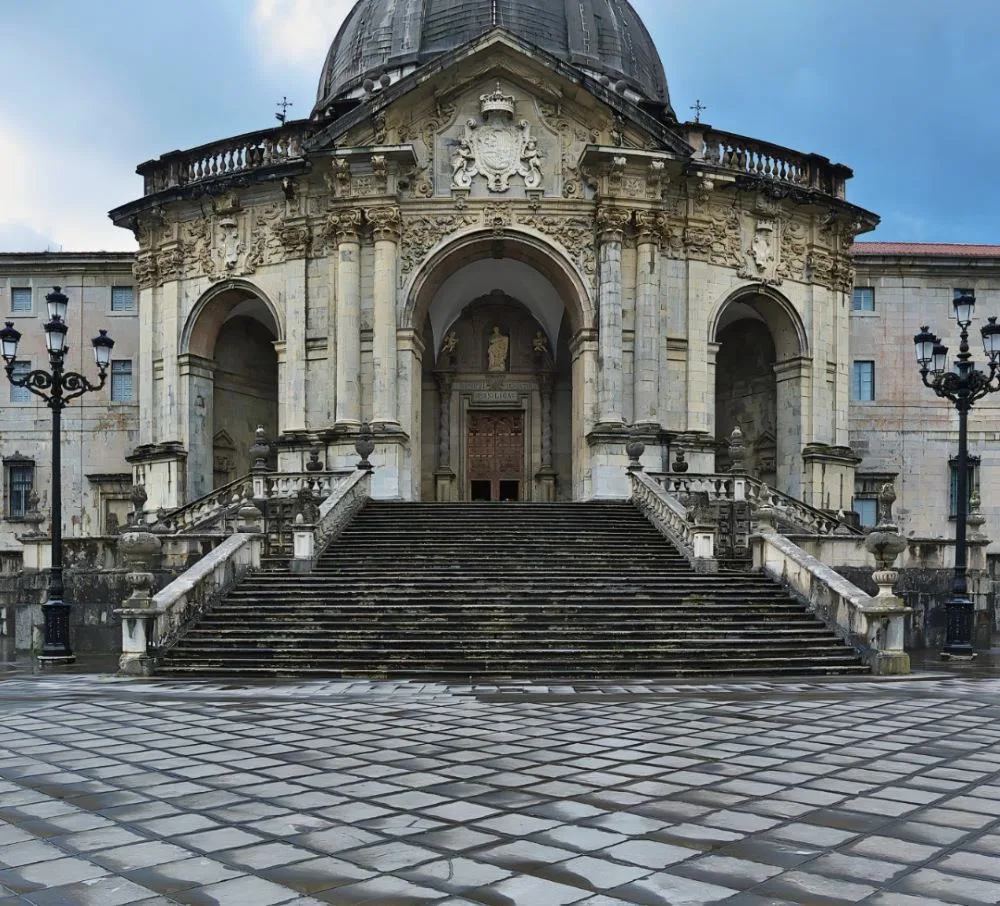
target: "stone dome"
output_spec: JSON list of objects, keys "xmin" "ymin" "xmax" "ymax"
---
[{"xmin": 315, "ymin": 0, "xmax": 672, "ymax": 115}]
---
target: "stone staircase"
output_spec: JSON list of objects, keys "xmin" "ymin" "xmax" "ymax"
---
[{"xmin": 157, "ymin": 502, "xmax": 869, "ymax": 679}]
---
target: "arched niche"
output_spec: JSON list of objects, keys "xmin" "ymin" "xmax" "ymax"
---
[
  {"xmin": 180, "ymin": 282, "xmax": 281, "ymax": 499},
  {"xmin": 712, "ymin": 287, "xmax": 809, "ymax": 496}
]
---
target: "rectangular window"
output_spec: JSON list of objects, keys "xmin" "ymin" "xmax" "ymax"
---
[
  {"xmin": 10, "ymin": 287, "xmax": 31, "ymax": 312},
  {"xmin": 855, "ymin": 498, "xmax": 878, "ymax": 528},
  {"xmin": 852, "ymin": 361, "xmax": 875, "ymax": 401},
  {"xmin": 954, "ymin": 288, "xmax": 975, "ymax": 301},
  {"xmin": 110, "ymin": 360, "xmax": 133, "ymax": 402},
  {"xmin": 949, "ymin": 457, "xmax": 980, "ymax": 518},
  {"xmin": 9, "ymin": 362, "xmax": 31, "ymax": 403},
  {"xmin": 851, "ymin": 287, "xmax": 875, "ymax": 312},
  {"xmin": 111, "ymin": 286, "xmax": 135, "ymax": 312},
  {"xmin": 6, "ymin": 463, "xmax": 34, "ymax": 518}
]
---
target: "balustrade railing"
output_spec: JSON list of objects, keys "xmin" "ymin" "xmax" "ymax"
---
[
  {"xmin": 630, "ymin": 470, "xmax": 717, "ymax": 570},
  {"xmin": 140, "ymin": 122, "xmax": 312, "ymax": 196},
  {"xmin": 690, "ymin": 128, "xmax": 847, "ymax": 198},
  {"xmin": 647, "ymin": 472, "xmax": 861, "ymax": 537}
]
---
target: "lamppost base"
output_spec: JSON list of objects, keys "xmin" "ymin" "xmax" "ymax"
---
[{"xmin": 36, "ymin": 655, "xmax": 77, "ymax": 667}]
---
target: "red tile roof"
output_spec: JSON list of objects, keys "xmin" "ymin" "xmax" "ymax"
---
[{"xmin": 852, "ymin": 242, "xmax": 1000, "ymax": 258}]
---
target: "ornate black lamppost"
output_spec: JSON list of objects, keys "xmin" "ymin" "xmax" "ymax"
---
[
  {"xmin": 913, "ymin": 294, "xmax": 1000, "ymax": 660},
  {"xmin": 1, "ymin": 288, "xmax": 114, "ymax": 664}
]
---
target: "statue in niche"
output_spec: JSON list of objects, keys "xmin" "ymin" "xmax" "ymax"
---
[
  {"xmin": 442, "ymin": 331, "xmax": 459, "ymax": 357},
  {"xmin": 487, "ymin": 326, "xmax": 509, "ymax": 372}
]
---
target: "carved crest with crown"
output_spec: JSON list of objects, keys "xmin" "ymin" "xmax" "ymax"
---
[{"xmin": 451, "ymin": 83, "xmax": 544, "ymax": 193}]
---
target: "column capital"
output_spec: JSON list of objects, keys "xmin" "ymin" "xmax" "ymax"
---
[
  {"xmin": 366, "ymin": 205, "xmax": 403, "ymax": 243},
  {"xmin": 330, "ymin": 208, "xmax": 363, "ymax": 244},
  {"xmin": 596, "ymin": 206, "xmax": 632, "ymax": 243},
  {"xmin": 634, "ymin": 210, "xmax": 667, "ymax": 246}
]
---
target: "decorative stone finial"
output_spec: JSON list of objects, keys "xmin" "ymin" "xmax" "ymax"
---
[
  {"xmin": 625, "ymin": 428, "xmax": 645, "ymax": 472},
  {"xmin": 119, "ymin": 529, "xmax": 162, "ymax": 607},
  {"xmin": 250, "ymin": 426, "xmax": 271, "ymax": 472},
  {"xmin": 356, "ymin": 423, "xmax": 375, "ymax": 472},
  {"xmin": 236, "ymin": 486, "xmax": 264, "ymax": 534},
  {"xmin": 671, "ymin": 450, "xmax": 689, "ymax": 474},
  {"xmin": 755, "ymin": 483, "xmax": 778, "ymax": 533},
  {"xmin": 306, "ymin": 443, "xmax": 325, "ymax": 473},
  {"xmin": 968, "ymin": 491, "xmax": 987, "ymax": 540},
  {"xmin": 129, "ymin": 484, "xmax": 148, "ymax": 527},
  {"xmin": 864, "ymin": 482, "xmax": 907, "ymax": 598},
  {"xmin": 728, "ymin": 425, "xmax": 747, "ymax": 474}
]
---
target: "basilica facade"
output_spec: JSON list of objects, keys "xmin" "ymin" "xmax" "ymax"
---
[{"xmin": 107, "ymin": 0, "xmax": 876, "ymax": 515}]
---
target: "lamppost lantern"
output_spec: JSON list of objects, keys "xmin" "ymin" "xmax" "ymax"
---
[
  {"xmin": 913, "ymin": 326, "xmax": 936, "ymax": 368},
  {"xmin": 982, "ymin": 317, "xmax": 1000, "ymax": 363},
  {"xmin": 1, "ymin": 286, "xmax": 115, "ymax": 665},
  {"xmin": 953, "ymin": 292, "xmax": 976, "ymax": 328},
  {"xmin": 916, "ymin": 295, "xmax": 1000, "ymax": 660},
  {"xmin": 92, "ymin": 329, "xmax": 115, "ymax": 370},
  {"xmin": 45, "ymin": 286, "xmax": 69, "ymax": 322},
  {"xmin": 43, "ymin": 316, "xmax": 69, "ymax": 356},
  {"xmin": 0, "ymin": 320, "xmax": 21, "ymax": 363}
]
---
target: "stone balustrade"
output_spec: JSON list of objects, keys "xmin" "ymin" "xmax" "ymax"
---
[
  {"xmin": 139, "ymin": 123, "xmax": 311, "ymax": 196},
  {"xmin": 647, "ymin": 472, "xmax": 859, "ymax": 537},
  {"xmin": 688, "ymin": 127, "xmax": 849, "ymax": 198},
  {"xmin": 291, "ymin": 470, "xmax": 372, "ymax": 574},
  {"xmin": 752, "ymin": 529, "xmax": 909, "ymax": 675},
  {"xmin": 629, "ymin": 471, "xmax": 717, "ymax": 572}
]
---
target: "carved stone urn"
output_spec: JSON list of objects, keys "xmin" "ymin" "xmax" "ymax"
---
[
  {"xmin": 671, "ymin": 450, "xmax": 689, "ymax": 474},
  {"xmin": 355, "ymin": 423, "xmax": 375, "ymax": 471},
  {"xmin": 250, "ymin": 426, "xmax": 271, "ymax": 472},
  {"xmin": 728, "ymin": 425, "xmax": 747, "ymax": 475},
  {"xmin": 864, "ymin": 483, "xmax": 908, "ymax": 598},
  {"xmin": 625, "ymin": 428, "xmax": 646, "ymax": 472},
  {"xmin": 118, "ymin": 529, "xmax": 162, "ymax": 607}
]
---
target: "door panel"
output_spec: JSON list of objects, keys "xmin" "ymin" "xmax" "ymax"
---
[{"xmin": 467, "ymin": 411, "xmax": 524, "ymax": 501}]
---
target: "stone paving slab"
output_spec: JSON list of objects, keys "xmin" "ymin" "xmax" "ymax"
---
[{"xmin": 2, "ymin": 675, "xmax": 1000, "ymax": 903}]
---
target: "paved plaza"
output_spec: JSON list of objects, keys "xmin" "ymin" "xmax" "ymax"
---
[{"xmin": 3, "ymin": 673, "xmax": 1000, "ymax": 904}]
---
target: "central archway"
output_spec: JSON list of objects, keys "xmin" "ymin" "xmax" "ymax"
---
[{"xmin": 404, "ymin": 228, "xmax": 595, "ymax": 501}]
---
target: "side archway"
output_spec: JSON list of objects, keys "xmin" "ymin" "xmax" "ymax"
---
[
  {"xmin": 181, "ymin": 282, "xmax": 281, "ymax": 500},
  {"xmin": 711, "ymin": 286, "xmax": 810, "ymax": 496}
]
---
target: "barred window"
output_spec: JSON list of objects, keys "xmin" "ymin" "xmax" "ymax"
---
[
  {"xmin": 6, "ymin": 463, "xmax": 33, "ymax": 518},
  {"xmin": 111, "ymin": 286, "xmax": 135, "ymax": 312},
  {"xmin": 111, "ymin": 360, "xmax": 133, "ymax": 402},
  {"xmin": 9, "ymin": 362, "xmax": 31, "ymax": 403},
  {"xmin": 10, "ymin": 287, "xmax": 31, "ymax": 312}
]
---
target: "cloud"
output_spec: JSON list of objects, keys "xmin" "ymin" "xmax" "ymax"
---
[
  {"xmin": 0, "ymin": 124, "xmax": 137, "ymax": 253},
  {"xmin": 251, "ymin": 0, "xmax": 356, "ymax": 71}
]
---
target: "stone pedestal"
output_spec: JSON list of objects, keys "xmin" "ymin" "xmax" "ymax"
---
[{"xmin": 435, "ymin": 469, "xmax": 457, "ymax": 502}]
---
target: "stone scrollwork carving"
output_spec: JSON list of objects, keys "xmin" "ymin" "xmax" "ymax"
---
[
  {"xmin": 331, "ymin": 208, "xmax": 364, "ymax": 244},
  {"xmin": 596, "ymin": 206, "xmax": 632, "ymax": 243},
  {"xmin": 133, "ymin": 252, "xmax": 158, "ymax": 290},
  {"xmin": 777, "ymin": 218, "xmax": 808, "ymax": 282},
  {"xmin": 366, "ymin": 205, "xmax": 403, "ymax": 242},
  {"xmin": 737, "ymin": 214, "xmax": 782, "ymax": 285},
  {"xmin": 519, "ymin": 212, "xmax": 597, "ymax": 283},
  {"xmin": 400, "ymin": 213, "xmax": 478, "ymax": 274},
  {"xmin": 452, "ymin": 84, "xmax": 544, "ymax": 193}
]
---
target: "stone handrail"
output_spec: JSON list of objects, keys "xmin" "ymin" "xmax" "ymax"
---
[
  {"xmin": 139, "ymin": 121, "xmax": 312, "ymax": 196},
  {"xmin": 149, "ymin": 532, "xmax": 264, "ymax": 656},
  {"xmin": 630, "ymin": 470, "xmax": 716, "ymax": 571},
  {"xmin": 752, "ymin": 529, "xmax": 909, "ymax": 675},
  {"xmin": 648, "ymin": 472, "xmax": 861, "ymax": 537},
  {"xmin": 292, "ymin": 469, "xmax": 372, "ymax": 573},
  {"xmin": 154, "ymin": 470, "xmax": 351, "ymax": 536},
  {"xmin": 689, "ymin": 127, "xmax": 847, "ymax": 198}
]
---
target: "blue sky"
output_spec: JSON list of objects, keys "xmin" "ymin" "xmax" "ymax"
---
[{"xmin": 0, "ymin": 0, "xmax": 996, "ymax": 251}]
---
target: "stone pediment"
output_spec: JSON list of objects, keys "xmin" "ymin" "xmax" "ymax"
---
[{"xmin": 307, "ymin": 29, "xmax": 692, "ymax": 162}]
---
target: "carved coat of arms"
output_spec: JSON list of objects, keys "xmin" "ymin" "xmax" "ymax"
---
[{"xmin": 452, "ymin": 84, "xmax": 543, "ymax": 193}]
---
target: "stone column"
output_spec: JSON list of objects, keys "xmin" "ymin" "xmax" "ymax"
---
[
  {"xmin": 633, "ymin": 212, "xmax": 662, "ymax": 428},
  {"xmin": 595, "ymin": 207, "xmax": 631, "ymax": 428},
  {"xmin": 536, "ymin": 370, "xmax": 557, "ymax": 501},
  {"xmin": 367, "ymin": 205, "xmax": 402, "ymax": 429},
  {"xmin": 434, "ymin": 370, "xmax": 456, "ymax": 501},
  {"xmin": 333, "ymin": 208, "xmax": 363, "ymax": 428}
]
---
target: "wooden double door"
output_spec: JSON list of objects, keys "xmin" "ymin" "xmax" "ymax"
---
[{"xmin": 467, "ymin": 410, "xmax": 525, "ymax": 501}]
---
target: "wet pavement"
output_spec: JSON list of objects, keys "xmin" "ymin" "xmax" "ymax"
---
[{"xmin": 2, "ymin": 666, "xmax": 1000, "ymax": 903}]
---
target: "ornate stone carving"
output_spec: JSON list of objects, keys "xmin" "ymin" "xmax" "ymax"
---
[
  {"xmin": 278, "ymin": 221, "xmax": 312, "ymax": 259},
  {"xmin": 487, "ymin": 326, "xmax": 510, "ymax": 372},
  {"xmin": 483, "ymin": 202, "xmax": 513, "ymax": 237},
  {"xmin": 451, "ymin": 84, "xmax": 544, "ymax": 192},
  {"xmin": 777, "ymin": 218, "xmax": 808, "ymax": 281},
  {"xmin": 400, "ymin": 212, "xmax": 478, "ymax": 274},
  {"xmin": 635, "ymin": 211, "xmax": 666, "ymax": 246},
  {"xmin": 154, "ymin": 243, "xmax": 185, "ymax": 283},
  {"xmin": 519, "ymin": 212, "xmax": 597, "ymax": 281},
  {"xmin": 216, "ymin": 217, "xmax": 243, "ymax": 273},
  {"xmin": 330, "ymin": 208, "xmax": 363, "ymax": 245},
  {"xmin": 737, "ymin": 214, "xmax": 781, "ymax": 284},
  {"xmin": 183, "ymin": 217, "xmax": 217, "ymax": 281},
  {"xmin": 366, "ymin": 205, "xmax": 402, "ymax": 242},
  {"xmin": 133, "ymin": 252, "xmax": 158, "ymax": 290},
  {"xmin": 596, "ymin": 206, "xmax": 632, "ymax": 243}
]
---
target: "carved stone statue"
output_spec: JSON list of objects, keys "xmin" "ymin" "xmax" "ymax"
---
[
  {"xmin": 442, "ymin": 331, "xmax": 459, "ymax": 356},
  {"xmin": 487, "ymin": 327, "xmax": 509, "ymax": 372}
]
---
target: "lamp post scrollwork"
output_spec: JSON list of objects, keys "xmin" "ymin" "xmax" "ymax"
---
[{"xmin": 1, "ymin": 287, "xmax": 115, "ymax": 664}]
